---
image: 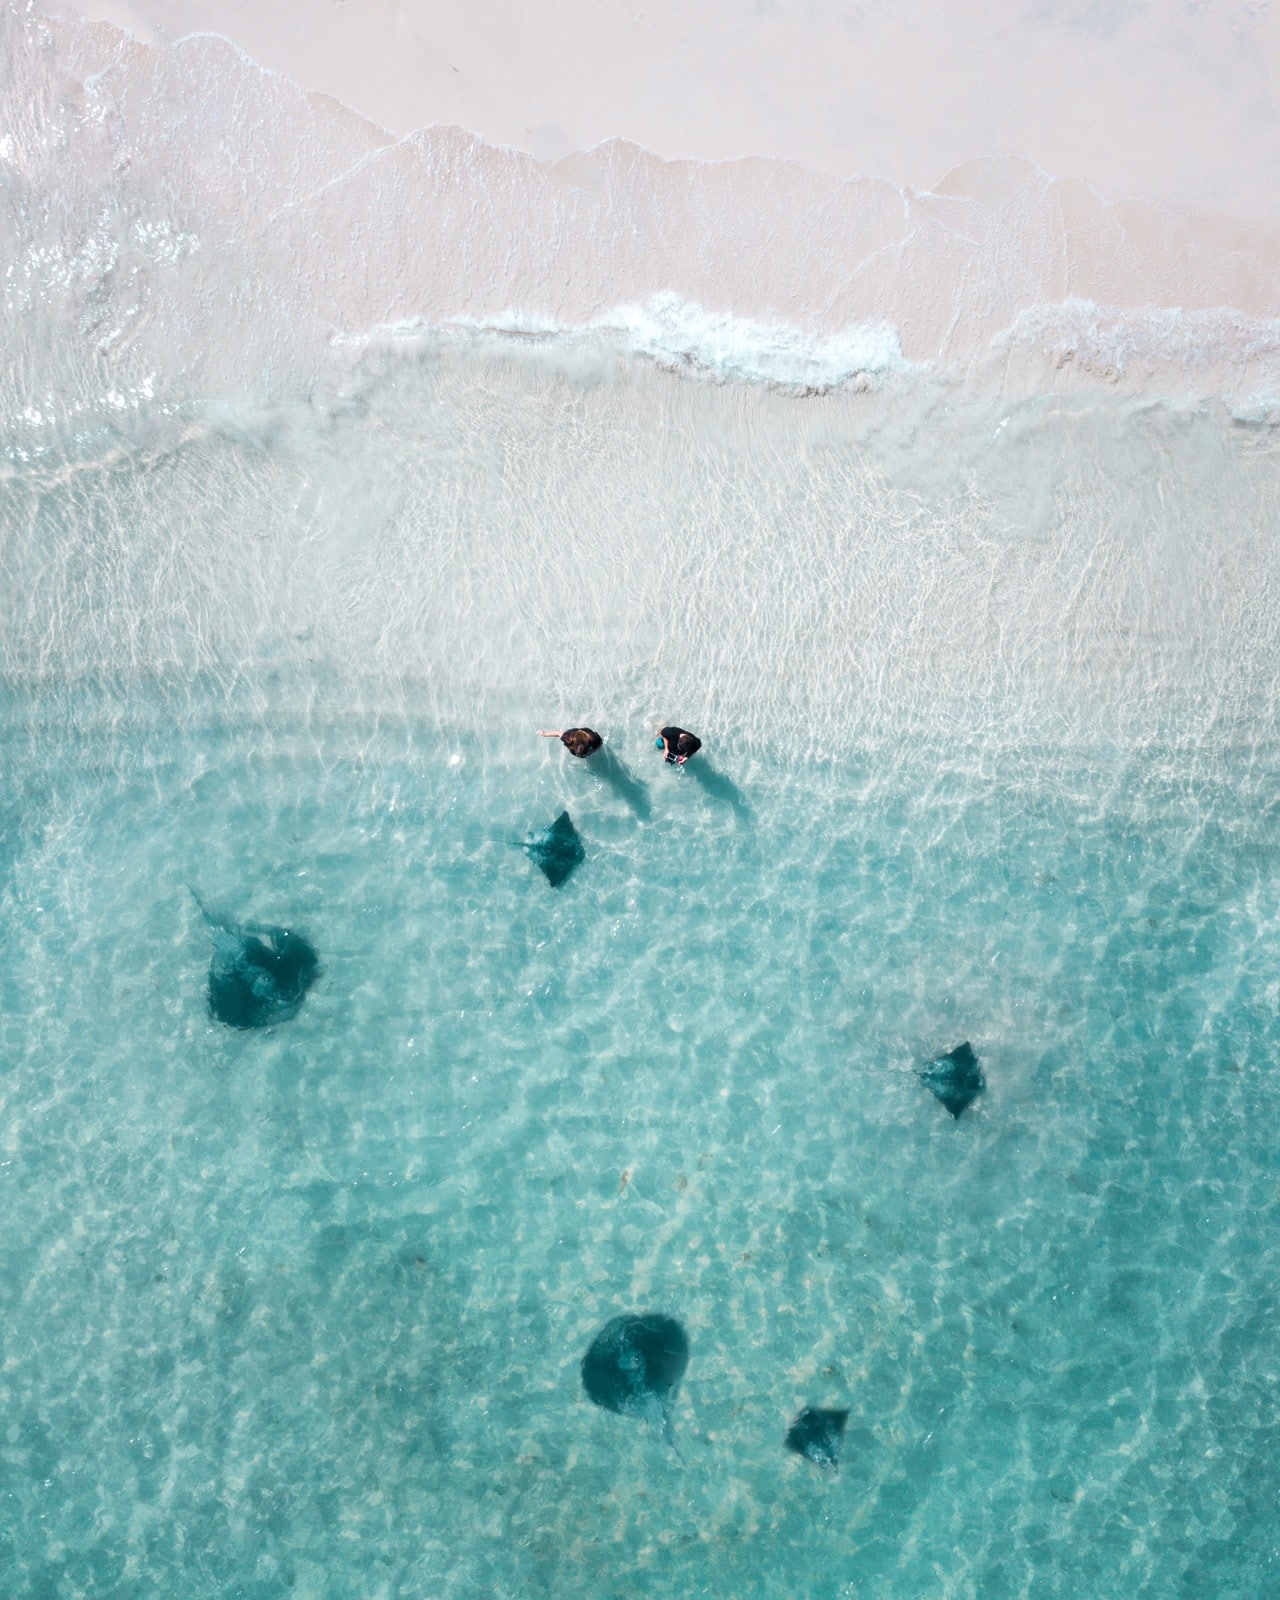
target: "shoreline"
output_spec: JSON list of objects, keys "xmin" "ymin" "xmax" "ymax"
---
[
  {"xmin": 9, "ymin": 7, "xmax": 1280, "ymax": 412},
  {"xmin": 45, "ymin": 0, "xmax": 1280, "ymax": 226}
]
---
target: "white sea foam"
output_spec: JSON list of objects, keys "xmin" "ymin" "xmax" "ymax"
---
[
  {"xmin": 988, "ymin": 298, "xmax": 1280, "ymax": 405},
  {"xmin": 438, "ymin": 295, "xmax": 916, "ymax": 390},
  {"xmin": 339, "ymin": 292, "xmax": 1280, "ymax": 404}
]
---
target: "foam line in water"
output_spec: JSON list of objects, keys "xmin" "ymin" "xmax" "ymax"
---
[
  {"xmin": 337, "ymin": 294, "xmax": 1280, "ymax": 408},
  {"xmin": 436, "ymin": 296, "xmax": 916, "ymax": 391}
]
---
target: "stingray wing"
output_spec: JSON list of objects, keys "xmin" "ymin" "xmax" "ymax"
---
[{"xmin": 526, "ymin": 810, "xmax": 585, "ymax": 886}]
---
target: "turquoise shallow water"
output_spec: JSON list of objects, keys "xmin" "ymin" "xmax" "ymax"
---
[
  {"xmin": 5, "ymin": 12, "xmax": 1280, "ymax": 1587},
  {"xmin": 1, "ymin": 686, "xmax": 1277, "ymax": 1598}
]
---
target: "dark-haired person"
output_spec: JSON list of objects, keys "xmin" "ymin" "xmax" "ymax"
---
[
  {"xmin": 538, "ymin": 727, "xmax": 603, "ymax": 758},
  {"xmin": 656, "ymin": 726, "xmax": 701, "ymax": 766}
]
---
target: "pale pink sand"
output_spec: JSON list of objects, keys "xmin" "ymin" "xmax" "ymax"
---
[
  {"xmin": 50, "ymin": 0, "xmax": 1280, "ymax": 223},
  {"xmin": 31, "ymin": 5, "xmax": 1280, "ymax": 401}
]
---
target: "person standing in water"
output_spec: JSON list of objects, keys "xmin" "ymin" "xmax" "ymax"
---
[
  {"xmin": 656, "ymin": 726, "xmax": 702, "ymax": 766},
  {"xmin": 539, "ymin": 727, "xmax": 603, "ymax": 758}
]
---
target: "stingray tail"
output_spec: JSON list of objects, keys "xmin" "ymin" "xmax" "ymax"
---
[
  {"xmin": 661, "ymin": 1413, "xmax": 687, "ymax": 1467},
  {"xmin": 188, "ymin": 886, "xmax": 231, "ymax": 932}
]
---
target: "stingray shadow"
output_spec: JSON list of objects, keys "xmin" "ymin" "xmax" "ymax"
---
[
  {"xmin": 594, "ymin": 747, "xmax": 652, "ymax": 821},
  {"xmin": 681, "ymin": 759, "xmax": 752, "ymax": 822}
]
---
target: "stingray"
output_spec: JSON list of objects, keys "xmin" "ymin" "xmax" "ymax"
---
[
  {"xmin": 785, "ymin": 1407, "xmax": 849, "ymax": 1473},
  {"xmin": 920, "ymin": 1040, "xmax": 984, "ymax": 1118},
  {"xmin": 194, "ymin": 894, "xmax": 319, "ymax": 1029},
  {"xmin": 581, "ymin": 1312, "xmax": 689, "ymax": 1456},
  {"xmin": 524, "ymin": 810, "xmax": 585, "ymax": 888}
]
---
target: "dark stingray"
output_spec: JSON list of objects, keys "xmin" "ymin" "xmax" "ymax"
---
[
  {"xmin": 524, "ymin": 810, "xmax": 585, "ymax": 887},
  {"xmin": 920, "ymin": 1040, "xmax": 984, "ymax": 1118},
  {"xmin": 785, "ymin": 1407, "xmax": 849, "ymax": 1473},
  {"xmin": 194, "ymin": 894, "xmax": 319, "ymax": 1029},
  {"xmin": 581, "ymin": 1312, "xmax": 689, "ymax": 1455}
]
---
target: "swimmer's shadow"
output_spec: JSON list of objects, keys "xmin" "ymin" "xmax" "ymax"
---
[
  {"xmin": 682, "ymin": 760, "xmax": 751, "ymax": 822},
  {"xmin": 595, "ymin": 747, "xmax": 652, "ymax": 821}
]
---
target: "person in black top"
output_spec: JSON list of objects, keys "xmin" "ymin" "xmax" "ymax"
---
[
  {"xmin": 538, "ymin": 727, "xmax": 603, "ymax": 758},
  {"xmin": 656, "ymin": 726, "xmax": 701, "ymax": 766}
]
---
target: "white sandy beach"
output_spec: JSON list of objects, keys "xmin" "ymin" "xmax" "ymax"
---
[
  {"xmin": 21, "ymin": 1, "xmax": 1280, "ymax": 402},
  {"xmin": 49, "ymin": 0, "xmax": 1280, "ymax": 223}
]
